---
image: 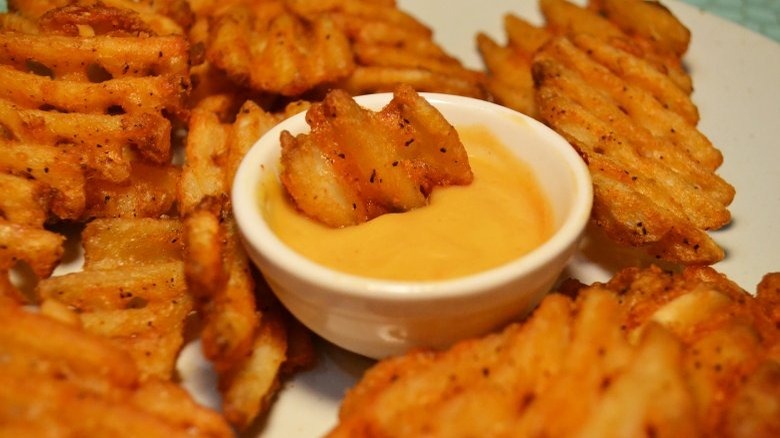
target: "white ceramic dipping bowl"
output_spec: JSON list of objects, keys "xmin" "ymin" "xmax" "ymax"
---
[{"xmin": 232, "ymin": 93, "xmax": 592, "ymax": 359}]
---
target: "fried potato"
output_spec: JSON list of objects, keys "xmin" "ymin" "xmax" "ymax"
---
[
  {"xmin": 37, "ymin": 218, "xmax": 192, "ymax": 379},
  {"xmin": 541, "ymin": 0, "xmax": 692, "ymax": 93},
  {"xmin": 0, "ymin": 65, "xmax": 189, "ymax": 117},
  {"xmin": 178, "ymin": 95, "xmax": 232, "ymax": 215},
  {"xmin": 330, "ymin": 266, "xmax": 780, "ymax": 437},
  {"xmin": 0, "ymin": 304, "xmax": 138, "ymax": 386},
  {"xmin": 540, "ymin": 0, "xmax": 622, "ymax": 38},
  {"xmin": 350, "ymin": 43, "xmax": 479, "ymax": 88},
  {"xmin": 46, "ymin": 268, "xmax": 188, "ymax": 321},
  {"xmin": 37, "ymin": 260, "xmax": 192, "ymax": 380},
  {"xmin": 0, "ymin": 268, "xmax": 27, "ymax": 305},
  {"xmin": 0, "ymin": 219, "xmax": 64, "ymax": 278},
  {"xmin": 589, "ymin": 0, "xmax": 691, "ymax": 57},
  {"xmin": 281, "ymin": 85, "xmax": 473, "ymax": 227},
  {"xmin": 197, "ymin": 215, "xmax": 260, "ymax": 372},
  {"xmin": 0, "ymin": 173, "xmax": 50, "ymax": 227},
  {"xmin": 478, "ymin": 0, "xmax": 693, "ymax": 120},
  {"xmin": 83, "ymin": 161, "xmax": 179, "ymax": 220},
  {"xmin": 289, "ymin": 0, "xmax": 432, "ymax": 36},
  {"xmin": 0, "ymin": 6, "xmax": 191, "ymax": 120},
  {"xmin": 207, "ymin": 3, "xmax": 354, "ymax": 96},
  {"xmin": 338, "ymin": 66, "xmax": 485, "ymax": 98},
  {"xmin": 0, "ymin": 138, "xmax": 85, "ymax": 220},
  {"xmin": 180, "ymin": 95, "xmax": 314, "ymax": 429},
  {"xmin": 287, "ymin": 0, "xmax": 485, "ymax": 98},
  {"xmin": 0, "ymin": 0, "xmax": 321, "ymax": 430},
  {"xmin": 756, "ymin": 273, "xmax": 780, "ymax": 325},
  {"xmin": 0, "ymin": 304, "xmax": 232, "ymax": 437},
  {"xmin": 0, "ymin": 9, "xmax": 191, "ymax": 298},
  {"xmin": 220, "ymin": 299, "xmax": 288, "ymax": 428},
  {"xmin": 0, "ymin": 32, "xmax": 189, "ymax": 81},
  {"xmin": 0, "ymin": 4, "xmax": 191, "ymax": 277},
  {"xmin": 533, "ymin": 35, "xmax": 732, "ymax": 264},
  {"xmin": 226, "ymin": 99, "xmax": 312, "ymax": 183},
  {"xmin": 0, "ymin": 98, "xmax": 171, "ymax": 182},
  {"xmin": 0, "ymin": 11, "xmax": 39, "ymax": 32},
  {"xmin": 477, "ymin": 14, "xmax": 550, "ymax": 118},
  {"xmin": 82, "ymin": 217, "xmax": 183, "ymax": 269},
  {"xmin": 80, "ymin": 298, "xmax": 193, "ymax": 378},
  {"xmin": 9, "ymin": 0, "xmax": 191, "ymax": 35},
  {"xmin": 181, "ymin": 209, "xmax": 226, "ymax": 296},
  {"xmin": 568, "ymin": 34, "xmax": 698, "ymax": 124}
]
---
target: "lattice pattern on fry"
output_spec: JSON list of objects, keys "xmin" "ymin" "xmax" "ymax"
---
[
  {"xmin": 478, "ymin": 0, "xmax": 692, "ymax": 118},
  {"xmin": 205, "ymin": 1, "xmax": 355, "ymax": 97},
  {"xmin": 305, "ymin": 0, "xmax": 486, "ymax": 98},
  {"xmin": 37, "ymin": 218, "xmax": 193, "ymax": 380},
  {"xmin": 193, "ymin": 0, "xmax": 485, "ymax": 99},
  {"xmin": 280, "ymin": 85, "xmax": 473, "ymax": 227},
  {"xmin": 533, "ymin": 34, "xmax": 733, "ymax": 264},
  {"xmin": 0, "ymin": 303, "xmax": 233, "ymax": 437},
  {"xmin": 180, "ymin": 94, "xmax": 315, "ymax": 429},
  {"xmin": 329, "ymin": 266, "xmax": 780, "ymax": 437},
  {"xmin": 9, "ymin": 0, "xmax": 192, "ymax": 35},
  {"xmin": 475, "ymin": 0, "xmax": 732, "ymax": 264},
  {"xmin": 0, "ymin": 4, "xmax": 190, "ymax": 296}
]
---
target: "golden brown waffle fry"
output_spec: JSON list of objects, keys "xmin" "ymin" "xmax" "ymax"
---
[
  {"xmin": 0, "ymin": 219, "xmax": 64, "ymax": 279},
  {"xmin": 0, "ymin": 173, "xmax": 50, "ymax": 228},
  {"xmin": 207, "ymin": 2, "xmax": 355, "ymax": 97},
  {"xmin": 37, "ymin": 218, "xmax": 192, "ymax": 379},
  {"xmin": 0, "ymin": 304, "xmax": 232, "ymax": 437},
  {"xmin": 589, "ymin": 0, "xmax": 691, "ymax": 57},
  {"xmin": 533, "ymin": 35, "xmax": 733, "ymax": 264},
  {"xmin": 82, "ymin": 161, "xmax": 180, "ymax": 220},
  {"xmin": 477, "ymin": 14, "xmax": 550, "ymax": 118},
  {"xmin": 0, "ymin": 98, "xmax": 172, "ymax": 183},
  {"xmin": 196, "ymin": 0, "xmax": 484, "ymax": 98},
  {"xmin": 478, "ymin": 0, "xmax": 693, "ymax": 118},
  {"xmin": 330, "ymin": 266, "xmax": 780, "ymax": 437},
  {"xmin": 541, "ymin": 0, "xmax": 692, "ymax": 93},
  {"xmin": 9, "ymin": 0, "xmax": 191, "ymax": 35},
  {"xmin": 0, "ymin": 4, "xmax": 190, "ymax": 220},
  {"xmin": 280, "ymin": 85, "xmax": 473, "ymax": 227},
  {"xmin": 319, "ymin": 0, "xmax": 485, "ymax": 97},
  {"xmin": 180, "ymin": 95, "xmax": 314, "ymax": 429}
]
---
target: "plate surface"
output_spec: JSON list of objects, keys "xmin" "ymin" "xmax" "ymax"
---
[{"xmin": 227, "ymin": 1, "xmax": 780, "ymax": 436}]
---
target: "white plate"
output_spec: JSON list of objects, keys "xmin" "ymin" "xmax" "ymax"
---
[{"xmin": 227, "ymin": 1, "xmax": 780, "ymax": 436}]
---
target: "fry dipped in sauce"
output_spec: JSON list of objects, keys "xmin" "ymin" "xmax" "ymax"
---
[{"xmin": 279, "ymin": 85, "xmax": 473, "ymax": 227}]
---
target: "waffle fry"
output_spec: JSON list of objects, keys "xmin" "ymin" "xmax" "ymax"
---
[
  {"xmin": 207, "ymin": 2, "xmax": 354, "ymax": 97},
  {"xmin": 9, "ymin": 0, "xmax": 192, "ymax": 35},
  {"xmin": 0, "ymin": 304, "xmax": 232, "ymax": 437},
  {"xmin": 477, "ymin": 14, "xmax": 550, "ymax": 118},
  {"xmin": 180, "ymin": 95, "xmax": 314, "ymax": 429},
  {"xmin": 280, "ymin": 85, "xmax": 473, "ymax": 227},
  {"xmin": 330, "ymin": 266, "xmax": 780, "ymax": 437},
  {"xmin": 37, "ymin": 218, "xmax": 192, "ymax": 379},
  {"xmin": 195, "ymin": 0, "xmax": 484, "ymax": 99},
  {"xmin": 476, "ymin": 0, "xmax": 732, "ymax": 264},
  {"xmin": 533, "ymin": 34, "xmax": 733, "ymax": 263},
  {"xmin": 0, "ymin": 4, "xmax": 189, "ymax": 294},
  {"xmin": 478, "ymin": 0, "xmax": 692, "ymax": 118}
]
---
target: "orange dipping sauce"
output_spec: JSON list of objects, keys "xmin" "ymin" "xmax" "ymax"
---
[{"xmin": 260, "ymin": 125, "xmax": 554, "ymax": 281}]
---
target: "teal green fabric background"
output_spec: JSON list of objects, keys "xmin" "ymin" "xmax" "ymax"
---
[
  {"xmin": 0, "ymin": 0, "xmax": 777, "ymax": 41},
  {"xmin": 684, "ymin": 0, "xmax": 780, "ymax": 41}
]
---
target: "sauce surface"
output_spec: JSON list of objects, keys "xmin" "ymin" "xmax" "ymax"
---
[{"xmin": 261, "ymin": 125, "xmax": 554, "ymax": 281}]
